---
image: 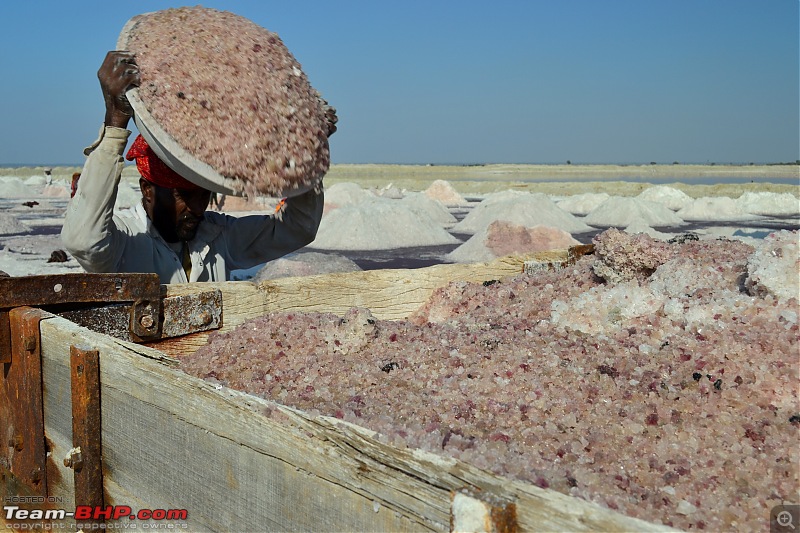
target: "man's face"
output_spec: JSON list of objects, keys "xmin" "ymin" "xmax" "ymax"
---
[{"xmin": 140, "ymin": 179, "xmax": 212, "ymax": 243}]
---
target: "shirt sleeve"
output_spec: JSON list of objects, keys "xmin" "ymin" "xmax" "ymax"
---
[
  {"xmin": 61, "ymin": 126, "xmax": 132, "ymax": 273},
  {"xmin": 220, "ymin": 187, "xmax": 325, "ymax": 271}
]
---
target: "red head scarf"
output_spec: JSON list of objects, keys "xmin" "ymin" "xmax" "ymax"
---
[{"xmin": 125, "ymin": 135, "xmax": 201, "ymax": 190}]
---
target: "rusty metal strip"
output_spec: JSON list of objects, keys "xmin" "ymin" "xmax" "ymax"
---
[
  {"xmin": 0, "ymin": 311, "xmax": 9, "ymax": 364},
  {"xmin": 68, "ymin": 345, "xmax": 104, "ymax": 513},
  {"xmin": 0, "ymin": 273, "xmax": 161, "ymax": 309},
  {"xmin": 0, "ymin": 307, "xmax": 49, "ymax": 495}
]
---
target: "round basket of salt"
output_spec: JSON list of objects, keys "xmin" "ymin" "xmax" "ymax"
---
[{"xmin": 117, "ymin": 7, "xmax": 330, "ymax": 198}]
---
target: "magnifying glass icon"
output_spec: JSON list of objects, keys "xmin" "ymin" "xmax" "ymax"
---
[{"xmin": 778, "ymin": 510, "xmax": 796, "ymax": 530}]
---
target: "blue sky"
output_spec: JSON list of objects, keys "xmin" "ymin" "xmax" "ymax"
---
[{"xmin": 0, "ymin": 1, "xmax": 797, "ymax": 165}]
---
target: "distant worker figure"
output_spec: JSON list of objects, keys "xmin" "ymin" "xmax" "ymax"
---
[
  {"xmin": 62, "ymin": 51, "xmax": 336, "ymax": 283},
  {"xmin": 44, "ymin": 168, "xmax": 53, "ymax": 186}
]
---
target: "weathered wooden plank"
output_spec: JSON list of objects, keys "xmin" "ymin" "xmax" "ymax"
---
[
  {"xmin": 34, "ymin": 314, "xmax": 673, "ymax": 532},
  {"xmin": 154, "ymin": 251, "xmax": 569, "ymax": 357}
]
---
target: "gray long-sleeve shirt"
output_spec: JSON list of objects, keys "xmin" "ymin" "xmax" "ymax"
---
[{"xmin": 61, "ymin": 126, "xmax": 324, "ymax": 283}]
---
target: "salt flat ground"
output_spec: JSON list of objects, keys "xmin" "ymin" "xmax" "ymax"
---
[{"xmin": 0, "ymin": 164, "xmax": 797, "ymax": 277}]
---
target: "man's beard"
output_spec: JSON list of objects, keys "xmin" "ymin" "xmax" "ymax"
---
[{"xmin": 175, "ymin": 213, "xmax": 203, "ymax": 241}]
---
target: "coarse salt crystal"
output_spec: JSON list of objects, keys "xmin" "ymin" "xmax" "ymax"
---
[{"xmin": 676, "ymin": 499, "xmax": 697, "ymax": 515}]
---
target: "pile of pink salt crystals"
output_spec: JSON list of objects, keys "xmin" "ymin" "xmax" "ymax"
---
[
  {"xmin": 123, "ymin": 6, "xmax": 330, "ymax": 197},
  {"xmin": 178, "ymin": 229, "xmax": 799, "ymax": 531}
]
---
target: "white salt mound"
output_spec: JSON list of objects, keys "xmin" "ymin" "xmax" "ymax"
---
[
  {"xmin": 745, "ymin": 230, "xmax": 799, "ymax": 302},
  {"xmin": 323, "ymin": 182, "xmax": 372, "ymax": 209},
  {"xmin": 423, "ymin": 180, "xmax": 468, "ymax": 207},
  {"xmin": 736, "ymin": 192, "xmax": 800, "ymax": 216},
  {"xmin": 447, "ymin": 222, "xmax": 579, "ymax": 264},
  {"xmin": 310, "ymin": 197, "xmax": 459, "ymax": 250},
  {"xmin": 400, "ymin": 193, "xmax": 457, "ymax": 227},
  {"xmin": 677, "ymin": 196, "xmax": 754, "ymax": 221},
  {"xmin": 556, "ymin": 193, "xmax": 610, "ymax": 216},
  {"xmin": 637, "ymin": 186, "xmax": 694, "ymax": 211},
  {"xmin": 0, "ymin": 214, "xmax": 32, "ymax": 236},
  {"xmin": 24, "ymin": 175, "xmax": 47, "ymax": 187},
  {"xmin": 624, "ymin": 220, "xmax": 674, "ymax": 241},
  {"xmin": 0, "ymin": 177, "xmax": 35, "ymax": 198},
  {"xmin": 253, "ymin": 251, "xmax": 361, "ymax": 281},
  {"xmin": 584, "ymin": 196, "xmax": 684, "ymax": 228},
  {"xmin": 452, "ymin": 192, "xmax": 591, "ymax": 235}
]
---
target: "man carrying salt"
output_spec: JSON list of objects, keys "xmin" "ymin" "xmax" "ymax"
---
[{"xmin": 62, "ymin": 51, "xmax": 336, "ymax": 284}]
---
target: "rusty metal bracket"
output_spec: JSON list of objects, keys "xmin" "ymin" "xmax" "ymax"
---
[
  {"xmin": 0, "ymin": 307, "xmax": 49, "ymax": 496},
  {"xmin": 0, "ymin": 273, "xmax": 163, "ymax": 361},
  {"xmin": 1, "ymin": 274, "xmax": 222, "ymax": 353},
  {"xmin": 57, "ymin": 289, "xmax": 223, "ymax": 343},
  {"xmin": 67, "ymin": 345, "xmax": 104, "ymax": 513},
  {"xmin": 161, "ymin": 289, "xmax": 223, "ymax": 338}
]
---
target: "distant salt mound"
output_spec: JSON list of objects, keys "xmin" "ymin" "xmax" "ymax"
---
[
  {"xmin": 253, "ymin": 251, "xmax": 361, "ymax": 281},
  {"xmin": 745, "ymin": 230, "xmax": 799, "ymax": 303},
  {"xmin": 584, "ymin": 197, "xmax": 684, "ymax": 228},
  {"xmin": 24, "ymin": 175, "xmax": 47, "ymax": 187},
  {"xmin": 677, "ymin": 197, "xmax": 755, "ymax": 221},
  {"xmin": 556, "ymin": 193, "xmax": 610, "ymax": 216},
  {"xmin": 400, "ymin": 192, "xmax": 456, "ymax": 226},
  {"xmin": 452, "ymin": 192, "xmax": 591, "ymax": 235},
  {"xmin": 624, "ymin": 219, "xmax": 674, "ymax": 241},
  {"xmin": 447, "ymin": 221, "xmax": 579, "ymax": 263},
  {"xmin": 735, "ymin": 192, "xmax": 800, "ymax": 216},
  {"xmin": 0, "ymin": 177, "xmax": 34, "ymax": 198},
  {"xmin": 0, "ymin": 213, "xmax": 32, "ymax": 236},
  {"xmin": 324, "ymin": 182, "xmax": 371, "ymax": 209},
  {"xmin": 423, "ymin": 180, "xmax": 468, "ymax": 206},
  {"xmin": 310, "ymin": 197, "xmax": 459, "ymax": 250},
  {"xmin": 637, "ymin": 186, "xmax": 693, "ymax": 211}
]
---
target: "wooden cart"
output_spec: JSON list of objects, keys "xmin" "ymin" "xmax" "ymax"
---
[{"xmin": 1, "ymin": 250, "xmax": 673, "ymax": 532}]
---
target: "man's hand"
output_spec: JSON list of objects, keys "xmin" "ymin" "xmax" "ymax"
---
[{"xmin": 99, "ymin": 51, "xmax": 140, "ymax": 129}]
